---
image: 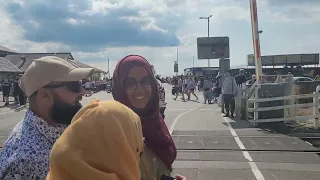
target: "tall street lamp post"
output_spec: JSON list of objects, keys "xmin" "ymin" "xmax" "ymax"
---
[
  {"xmin": 170, "ymin": 44, "xmax": 179, "ymax": 75},
  {"xmin": 199, "ymin": 15, "xmax": 213, "ymax": 67}
]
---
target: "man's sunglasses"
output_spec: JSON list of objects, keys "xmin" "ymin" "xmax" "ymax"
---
[
  {"xmin": 123, "ymin": 76, "xmax": 152, "ymax": 90},
  {"xmin": 44, "ymin": 81, "xmax": 82, "ymax": 93}
]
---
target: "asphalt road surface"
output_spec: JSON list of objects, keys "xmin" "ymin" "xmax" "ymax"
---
[{"xmin": 1, "ymin": 84, "xmax": 320, "ymax": 180}]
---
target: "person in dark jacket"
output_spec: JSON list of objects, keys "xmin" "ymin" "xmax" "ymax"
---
[
  {"xmin": 235, "ymin": 69, "xmax": 247, "ymax": 87},
  {"xmin": 13, "ymin": 78, "xmax": 26, "ymax": 105},
  {"xmin": 2, "ymin": 78, "xmax": 11, "ymax": 106}
]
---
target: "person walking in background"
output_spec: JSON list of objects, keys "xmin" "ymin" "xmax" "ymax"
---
[
  {"xmin": 12, "ymin": 78, "xmax": 25, "ymax": 105},
  {"xmin": 187, "ymin": 77, "xmax": 198, "ymax": 101},
  {"xmin": 84, "ymin": 79, "xmax": 92, "ymax": 97},
  {"xmin": 12, "ymin": 79, "xmax": 19, "ymax": 105},
  {"xmin": 216, "ymin": 71, "xmax": 225, "ymax": 112},
  {"xmin": 183, "ymin": 76, "xmax": 190, "ymax": 100},
  {"xmin": 248, "ymin": 74, "xmax": 256, "ymax": 85},
  {"xmin": 112, "ymin": 55, "xmax": 184, "ymax": 180},
  {"xmin": 203, "ymin": 78, "xmax": 213, "ymax": 104},
  {"xmin": 197, "ymin": 80, "xmax": 201, "ymax": 91},
  {"xmin": 47, "ymin": 100, "xmax": 144, "ymax": 180},
  {"xmin": 157, "ymin": 78, "xmax": 167, "ymax": 119},
  {"xmin": 1, "ymin": 78, "xmax": 11, "ymax": 106},
  {"xmin": 235, "ymin": 69, "xmax": 247, "ymax": 88},
  {"xmin": 174, "ymin": 76, "xmax": 185, "ymax": 101},
  {"xmin": 222, "ymin": 70, "xmax": 237, "ymax": 118}
]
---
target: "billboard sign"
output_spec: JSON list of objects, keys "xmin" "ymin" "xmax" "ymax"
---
[
  {"xmin": 197, "ymin": 37, "xmax": 230, "ymax": 59},
  {"xmin": 247, "ymin": 53, "xmax": 319, "ymax": 66},
  {"xmin": 247, "ymin": 54, "xmax": 255, "ymax": 66},
  {"xmin": 301, "ymin": 54, "xmax": 319, "ymax": 64},
  {"xmin": 248, "ymin": 55, "xmax": 274, "ymax": 66},
  {"xmin": 262, "ymin": 56, "xmax": 273, "ymax": 66},
  {"xmin": 273, "ymin": 55, "xmax": 286, "ymax": 65},
  {"xmin": 287, "ymin": 54, "xmax": 301, "ymax": 64}
]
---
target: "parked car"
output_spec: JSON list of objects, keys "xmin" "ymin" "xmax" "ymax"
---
[
  {"xmin": 156, "ymin": 79, "xmax": 167, "ymax": 119},
  {"xmin": 292, "ymin": 77, "xmax": 314, "ymax": 83}
]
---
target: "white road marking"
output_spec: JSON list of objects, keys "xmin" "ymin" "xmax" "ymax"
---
[
  {"xmin": 169, "ymin": 104, "xmax": 203, "ymax": 134},
  {"xmin": 167, "ymin": 108, "xmax": 212, "ymax": 111},
  {"xmin": 167, "ymin": 109, "xmax": 192, "ymax": 111},
  {"xmin": 0, "ymin": 108, "xmax": 27, "ymax": 115},
  {"xmin": 221, "ymin": 115, "xmax": 265, "ymax": 180}
]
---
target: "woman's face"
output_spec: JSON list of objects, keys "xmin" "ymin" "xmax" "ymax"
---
[{"xmin": 124, "ymin": 66, "xmax": 152, "ymax": 109}]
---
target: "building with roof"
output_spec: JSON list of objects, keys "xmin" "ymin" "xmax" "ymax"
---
[
  {"xmin": 0, "ymin": 46, "xmax": 18, "ymax": 57},
  {"xmin": 0, "ymin": 57, "xmax": 23, "ymax": 82},
  {"xmin": 5, "ymin": 53, "xmax": 74, "ymax": 72},
  {"xmin": 0, "ymin": 45, "xmax": 109, "ymax": 82},
  {"xmin": 67, "ymin": 60, "xmax": 107, "ymax": 81}
]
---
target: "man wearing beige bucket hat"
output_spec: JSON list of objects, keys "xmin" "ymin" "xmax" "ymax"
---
[{"xmin": 0, "ymin": 56, "xmax": 94, "ymax": 180}]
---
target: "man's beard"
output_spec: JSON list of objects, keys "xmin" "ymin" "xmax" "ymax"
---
[{"xmin": 51, "ymin": 99, "xmax": 82, "ymax": 125}]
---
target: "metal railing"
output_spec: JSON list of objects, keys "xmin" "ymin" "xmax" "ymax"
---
[{"xmin": 235, "ymin": 74, "xmax": 320, "ymax": 129}]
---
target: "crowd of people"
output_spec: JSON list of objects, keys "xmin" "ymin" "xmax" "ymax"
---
[
  {"xmin": 1, "ymin": 76, "xmax": 26, "ymax": 107},
  {"xmin": 171, "ymin": 69, "xmax": 248, "ymax": 118},
  {"xmin": 0, "ymin": 55, "xmax": 186, "ymax": 180}
]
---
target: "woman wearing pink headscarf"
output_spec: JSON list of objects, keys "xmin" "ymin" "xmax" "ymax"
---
[{"xmin": 112, "ymin": 55, "xmax": 185, "ymax": 180}]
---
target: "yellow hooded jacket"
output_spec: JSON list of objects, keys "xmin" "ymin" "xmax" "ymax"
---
[{"xmin": 47, "ymin": 100, "xmax": 144, "ymax": 180}]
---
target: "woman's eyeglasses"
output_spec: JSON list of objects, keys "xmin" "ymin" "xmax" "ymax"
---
[
  {"xmin": 123, "ymin": 76, "xmax": 152, "ymax": 90},
  {"xmin": 44, "ymin": 81, "xmax": 82, "ymax": 93}
]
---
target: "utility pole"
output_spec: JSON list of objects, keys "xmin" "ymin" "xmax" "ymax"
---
[
  {"xmin": 170, "ymin": 44, "xmax": 179, "ymax": 76},
  {"xmin": 176, "ymin": 46, "xmax": 179, "ymax": 76},
  {"xmin": 177, "ymin": 46, "xmax": 179, "ymax": 65},
  {"xmin": 199, "ymin": 15, "xmax": 213, "ymax": 67},
  {"xmin": 193, "ymin": 56, "xmax": 195, "ymax": 76}
]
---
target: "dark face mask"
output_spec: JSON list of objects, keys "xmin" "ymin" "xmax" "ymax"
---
[{"xmin": 51, "ymin": 100, "xmax": 82, "ymax": 125}]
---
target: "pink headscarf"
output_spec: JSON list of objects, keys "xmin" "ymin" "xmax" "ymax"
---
[{"xmin": 112, "ymin": 55, "xmax": 177, "ymax": 169}]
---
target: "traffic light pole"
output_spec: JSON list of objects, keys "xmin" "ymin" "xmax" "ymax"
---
[{"xmin": 176, "ymin": 46, "xmax": 179, "ymax": 76}]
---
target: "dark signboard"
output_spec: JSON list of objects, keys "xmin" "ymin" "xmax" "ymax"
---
[
  {"xmin": 247, "ymin": 53, "xmax": 319, "ymax": 66},
  {"xmin": 197, "ymin": 37, "xmax": 230, "ymax": 59}
]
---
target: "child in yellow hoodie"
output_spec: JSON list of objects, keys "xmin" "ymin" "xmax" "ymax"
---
[{"xmin": 47, "ymin": 100, "xmax": 144, "ymax": 180}]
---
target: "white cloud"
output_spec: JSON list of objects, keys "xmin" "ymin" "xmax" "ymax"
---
[{"xmin": 1, "ymin": 0, "xmax": 320, "ymax": 76}]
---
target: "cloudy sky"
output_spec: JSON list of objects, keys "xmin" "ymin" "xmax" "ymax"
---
[{"xmin": 1, "ymin": 0, "xmax": 320, "ymax": 76}]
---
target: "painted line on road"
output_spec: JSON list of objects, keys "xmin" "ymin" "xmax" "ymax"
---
[
  {"xmin": 169, "ymin": 104, "xmax": 204, "ymax": 135},
  {"xmin": 0, "ymin": 108, "xmax": 27, "ymax": 116},
  {"xmin": 167, "ymin": 109, "xmax": 192, "ymax": 111},
  {"xmin": 167, "ymin": 108, "xmax": 212, "ymax": 111},
  {"xmin": 220, "ymin": 112, "xmax": 265, "ymax": 180}
]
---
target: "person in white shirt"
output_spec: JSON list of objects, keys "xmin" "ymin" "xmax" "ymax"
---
[
  {"xmin": 174, "ymin": 76, "xmax": 186, "ymax": 101},
  {"xmin": 84, "ymin": 80, "xmax": 92, "ymax": 97},
  {"xmin": 187, "ymin": 77, "xmax": 198, "ymax": 101},
  {"xmin": 157, "ymin": 79, "xmax": 167, "ymax": 119},
  {"xmin": 222, "ymin": 70, "xmax": 237, "ymax": 118}
]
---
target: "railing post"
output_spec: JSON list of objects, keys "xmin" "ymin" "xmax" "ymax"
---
[
  {"xmin": 244, "ymin": 88, "xmax": 249, "ymax": 121},
  {"xmin": 288, "ymin": 75, "xmax": 294, "ymax": 117},
  {"xmin": 313, "ymin": 92, "xmax": 319, "ymax": 129},
  {"xmin": 253, "ymin": 85, "xmax": 259, "ymax": 126}
]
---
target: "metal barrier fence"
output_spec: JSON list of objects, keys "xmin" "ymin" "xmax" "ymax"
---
[{"xmin": 235, "ymin": 75, "xmax": 320, "ymax": 129}]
